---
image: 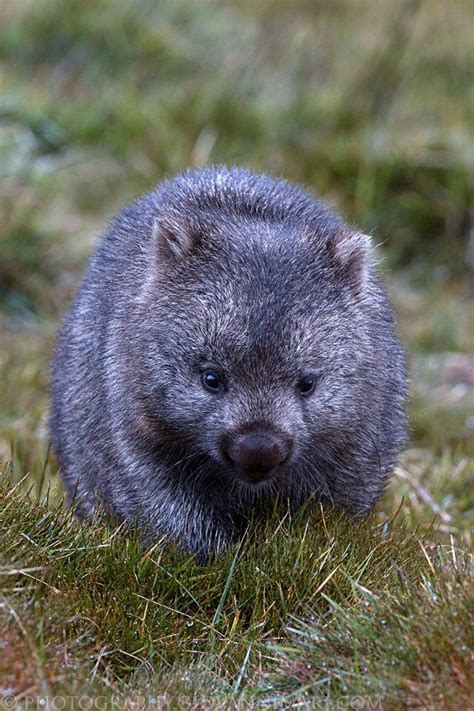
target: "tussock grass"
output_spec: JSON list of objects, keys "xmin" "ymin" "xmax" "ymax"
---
[
  {"xmin": 267, "ymin": 545, "xmax": 473, "ymax": 709},
  {"xmin": 3, "ymin": 471, "xmax": 466, "ymax": 708}
]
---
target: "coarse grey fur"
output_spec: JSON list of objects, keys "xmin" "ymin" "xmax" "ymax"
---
[{"xmin": 51, "ymin": 165, "xmax": 407, "ymax": 558}]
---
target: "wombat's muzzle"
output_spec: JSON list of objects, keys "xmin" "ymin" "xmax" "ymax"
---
[{"xmin": 221, "ymin": 428, "xmax": 293, "ymax": 483}]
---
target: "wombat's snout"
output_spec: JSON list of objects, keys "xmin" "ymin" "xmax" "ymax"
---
[{"xmin": 221, "ymin": 429, "xmax": 293, "ymax": 483}]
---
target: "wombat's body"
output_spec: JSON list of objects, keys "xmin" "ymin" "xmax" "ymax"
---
[{"xmin": 51, "ymin": 166, "xmax": 406, "ymax": 557}]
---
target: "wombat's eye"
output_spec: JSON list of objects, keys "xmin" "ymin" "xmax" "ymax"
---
[
  {"xmin": 298, "ymin": 375, "xmax": 317, "ymax": 397},
  {"xmin": 201, "ymin": 369, "xmax": 222, "ymax": 393}
]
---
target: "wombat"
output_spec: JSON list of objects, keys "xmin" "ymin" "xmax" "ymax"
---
[{"xmin": 51, "ymin": 166, "xmax": 407, "ymax": 558}]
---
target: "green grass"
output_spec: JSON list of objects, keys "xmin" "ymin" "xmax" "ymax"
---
[
  {"xmin": 268, "ymin": 545, "xmax": 472, "ymax": 709},
  {"xmin": 0, "ymin": 0, "xmax": 473, "ymax": 708},
  {"xmin": 1, "ymin": 477, "xmax": 471, "ymax": 709}
]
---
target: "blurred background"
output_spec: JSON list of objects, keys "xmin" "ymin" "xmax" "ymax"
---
[{"xmin": 0, "ymin": 0, "xmax": 473, "ymax": 529}]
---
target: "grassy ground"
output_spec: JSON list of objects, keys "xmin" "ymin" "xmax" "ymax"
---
[{"xmin": 0, "ymin": 1, "xmax": 473, "ymax": 708}]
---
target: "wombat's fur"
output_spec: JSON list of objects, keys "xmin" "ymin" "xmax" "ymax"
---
[{"xmin": 51, "ymin": 166, "xmax": 407, "ymax": 557}]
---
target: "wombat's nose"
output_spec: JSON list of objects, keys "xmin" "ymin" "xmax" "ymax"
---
[{"xmin": 222, "ymin": 431, "xmax": 291, "ymax": 481}]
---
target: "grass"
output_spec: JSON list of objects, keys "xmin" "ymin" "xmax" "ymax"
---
[
  {"xmin": 0, "ymin": 0, "xmax": 473, "ymax": 708},
  {"xmin": 2, "ymin": 478, "xmax": 471, "ymax": 709},
  {"xmin": 269, "ymin": 545, "xmax": 473, "ymax": 709}
]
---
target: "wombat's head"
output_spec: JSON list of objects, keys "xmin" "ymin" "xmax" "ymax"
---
[{"xmin": 136, "ymin": 168, "xmax": 379, "ymax": 504}]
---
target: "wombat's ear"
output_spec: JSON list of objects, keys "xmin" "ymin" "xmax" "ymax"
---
[
  {"xmin": 329, "ymin": 231, "xmax": 372, "ymax": 288},
  {"xmin": 153, "ymin": 211, "xmax": 200, "ymax": 261}
]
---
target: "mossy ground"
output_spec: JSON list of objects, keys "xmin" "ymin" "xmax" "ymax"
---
[{"xmin": 0, "ymin": 1, "xmax": 473, "ymax": 708}]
